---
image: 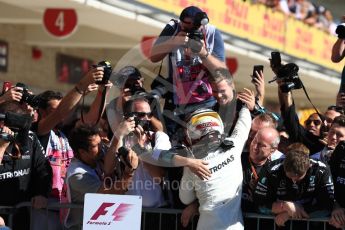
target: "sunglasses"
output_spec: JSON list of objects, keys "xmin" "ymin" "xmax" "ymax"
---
[
  {"xmin": 305, "ymin": 119, "xmax": 322, "ymax": 126},
  {"xmin": 327, "ymin": 105, "xmax": 345, "ymax": 114},
  {"xmin": 133, "ymin": 112, "xmax": 153, "ymax": 118}
]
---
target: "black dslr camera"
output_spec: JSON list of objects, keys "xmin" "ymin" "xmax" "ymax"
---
[
  {"xmin": 276, "ymin": 63, "xmax": 302, "ymax": 93},
  {"xmin": 186, "ymin": 12, "xmax": 209, "ymax": 53},
  {"xmin": 0, "ymin": 112, "xmax": 32, "ymax": 141},
  {"xmin": 15, "ymin": 83, "xmax": 40, "ymax": 108},
  {"xmin": 135, "ymin": 118, "xmax": 151, "ymax": 131},
  {"xmin": 124, "ymin": 112, "xmax": 152, "ymax": 131},
  {"xmin": 94, "ymin": 61, "xmax": 112, "ymax": 85}
]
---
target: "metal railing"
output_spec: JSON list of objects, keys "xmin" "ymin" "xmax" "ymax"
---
[{"xmin": 0, "ymin": 202, "xmax": 338, "ymax": 230}]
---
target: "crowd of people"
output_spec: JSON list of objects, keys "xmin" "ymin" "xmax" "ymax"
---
[
  {"xmin": 0, "ymin": 4, "xmax": 345, "ymax": 230},
  {"xmin": 253, "ymin": 0, "xmax": 339, "ymax": 34}
]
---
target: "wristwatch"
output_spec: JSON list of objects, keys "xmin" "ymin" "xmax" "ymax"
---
[{"xmin": 252, "ymin": 102, "xmax": 266, "ymax": 116}]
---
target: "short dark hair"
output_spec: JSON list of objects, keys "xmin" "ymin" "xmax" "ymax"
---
[
  {"xmin": 208, "ymin": 68, "xmax": 233, "ymax": 85},
  {"xmin": 37, "ymin": 90, "xmax": 63, "ymax": 110},
  {"xmin": 283, "ymin": 150, "xmax": 310, "ymax": 176},
  {"xmin": 327, "ymin": 105, "xmax": 345, "ymax": 115},
  {"xmin": 69, "ymin": 124, "xmax": 100, "ymax": 158},
  {"xmin": 0, "ymin": 101, "xmax": 29, "ymax": 115},
  {"xmin": 179, "ymin": 6, "xmax": 203, "ymax": 21},
  {"xmin": 332, "ymin": 115, "xmax": 345, "ymax": 127}
]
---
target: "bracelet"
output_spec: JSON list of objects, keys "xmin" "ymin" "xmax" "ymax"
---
[
  {"xmin": 200, "ymin": 51, "xmax": 209, "ymax": 60},
  {"xmin": 74, "ymin": 86, "xmax": 84, "ymax": 95}
]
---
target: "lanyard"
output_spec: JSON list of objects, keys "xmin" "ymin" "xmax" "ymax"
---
[{"xmin": 248, "ymin": 157, "xmax": 259, "ymax": 181}]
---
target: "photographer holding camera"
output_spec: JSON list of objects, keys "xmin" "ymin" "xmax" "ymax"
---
[
  {"xmin": 332, "ymin": 16, "xmax": 345, "ymax": 108},
  {"xmin": 331, "ymin": 16, "xmax": 345, "ymax": 64},
  {"xmin": 106, "ymin": 66, "xmax": 163, "ymax": 138},
  {"xmin": 150, "ymin": 6, "xmax": 226, "ymax": 143},
  {"xmin": 271, "ymin": 56, "xmax": 328, "ymax": 154},
  {"xmin": 64, "ymin": 124, "xmax": 138, "ymax": 230},
  {"xmin": 116, "ymin": 96, "xmax": 172, "ymax": 208},
  {"xmin": 0, "ymin": 101, "xmax": 52, "ymax": 230}
]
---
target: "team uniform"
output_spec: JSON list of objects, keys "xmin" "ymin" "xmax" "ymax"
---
[
  {"xmin": 329, "ymin": 141, "xmax": 345, "ymax": 208},
  {"xmin": 254, "ymin": 159, "xmax": 335, "ymax": 214},
  {"xmin": 0, "ymin": 131, "xmax": 52, "ymax": 205},
  {"xmin": 0, "ymin": 131, "xmax": 52, "ymax": 230},
  {"xmin": 179, "ymin": 107, "xmax": 251, "ymax": 230}
]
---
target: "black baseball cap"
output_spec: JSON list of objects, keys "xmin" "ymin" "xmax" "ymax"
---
[{"xmin": 179, "ymin": 6, "xmax": 203, "ymax": 22}]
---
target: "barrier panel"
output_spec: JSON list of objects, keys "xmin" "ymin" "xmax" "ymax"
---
[{"xmin": 0, "ymin": 202, "xmax": 338, "ymax": 230}]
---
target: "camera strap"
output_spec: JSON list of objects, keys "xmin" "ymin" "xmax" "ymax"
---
[
  {"xmin": 300, "ymin": 81, "xmax": 324, "ymax": 122},
  {"xmin": 80, "ymin": 88, "xmax": 107, "ymax": 125},
  {"xmin": 201, "ymin": 25, "xmax": 208, "ymax": 50}
]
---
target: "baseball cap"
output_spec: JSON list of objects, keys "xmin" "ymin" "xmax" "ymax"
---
[
  {"xmin": 114, "ymin": 66, "xmax": 142, "ymax": 88},
  {"xmin": 179, "ymin": 6, "xmax": 203, "ymax": 22}
]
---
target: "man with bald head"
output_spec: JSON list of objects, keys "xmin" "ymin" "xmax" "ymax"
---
[{"xmin": 242, "ymin": 127, "xmax": 281, "ymax": 213}]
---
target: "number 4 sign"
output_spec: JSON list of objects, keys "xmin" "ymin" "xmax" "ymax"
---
[{"xmin": 43, "ymin": 8, "xmax": 78, "ymax": 38}]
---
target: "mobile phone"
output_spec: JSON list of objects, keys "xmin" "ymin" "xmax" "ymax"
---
[
  {"xmin": 2, "ymin": 81, "xmax": 12, "ymax": 95},
  {"xmin": 252, "ymin": 65, "xmax": 264, "ymax": 78},
  {"xmin": 271, "ymin": 51, "xmax": 281, "ymax": 67}
]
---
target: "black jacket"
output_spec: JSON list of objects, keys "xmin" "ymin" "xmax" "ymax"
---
[
  {"xmin": 281, "ymin": 103, "xmax": 325, "ymax": 154},
  {"xmin": 254, "ymin": 158, "xmax": 334, "ymax": 214},
  {"xmin": 0, "ymin": 131, "xmax": 52, "ymax": 206}
]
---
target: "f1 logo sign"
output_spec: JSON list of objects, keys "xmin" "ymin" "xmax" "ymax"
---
[{"xmin": 90, "ymin": 202, "xmax": 132, "ymax": 222}]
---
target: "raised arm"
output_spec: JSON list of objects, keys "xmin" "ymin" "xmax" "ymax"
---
[
  {"xmin": 150, "ymin": 21, "xmax": 185, "ymax": 63},
  {"xmin": 81, "ymin": 82, "xmax": 112, "ymax": 125},
  {"xmin": 37, "ymin": 67, "xmax": 102, "ymax": 135}
]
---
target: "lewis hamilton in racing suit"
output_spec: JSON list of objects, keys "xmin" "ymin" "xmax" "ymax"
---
[{"xmin": 179, "ymin": 105, "xmax": 251, "ymax": 230}]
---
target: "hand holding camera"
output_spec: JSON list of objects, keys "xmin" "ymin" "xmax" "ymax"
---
[
  {"xmin": 174, "ymin": 31, "xmax": 189, "ymax": 46},
  {"xmin": 117, "ymin": 147, "xmax": 138, "ymax": 179},
  {"xmin": 0, "ymin": 125, "xmax": 15, "ymax": 144},
  {"xmin": 78, "ymin": 61, "xmax": 111, "ymax": 92},
  {"xmin": 15, "ymin": 83, "xmax": 40, "ymax": 108},
  {"xmin": 115, "ymin": 117, "xmax": 136, "ymax": 138},
  {"xmin": 94, "ymin": 61, "xmax": 112, "ymax": 85},
  {"xmin": 1, "ymin": 85, "xmax": 22, "ymax": 103}
]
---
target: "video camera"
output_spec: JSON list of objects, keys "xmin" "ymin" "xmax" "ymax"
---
[
  {"xmin": 15, "ymin": 83, "xmax": 40, "ymax": 108},
  {"xmin": 94, "ymin": 60, "xmax": 112, "ymax": 85},
  {"xmin": 276, "ymin": 63, "xmax": 302, "ymax": 93},
  {"xmin": 0, "ymin": 112, "xmax": 32, "ymax": 141}
]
